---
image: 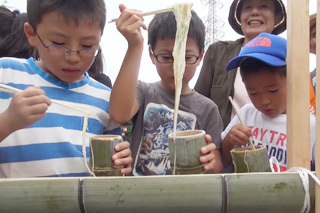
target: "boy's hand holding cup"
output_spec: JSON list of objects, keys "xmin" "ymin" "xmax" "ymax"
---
[{"xmin": 89, "ymin": 135, "xmax": 132, "ymax": 176}]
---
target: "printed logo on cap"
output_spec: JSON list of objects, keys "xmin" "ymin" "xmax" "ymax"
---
[{"xmin": 247, "ymin": 37, "xmax": 272, "ymax": 48}]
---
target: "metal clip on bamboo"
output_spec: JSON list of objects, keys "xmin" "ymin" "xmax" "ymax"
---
[{"xmin": 108, "ymin": 7, "xmax": 173, "ymax": 23}]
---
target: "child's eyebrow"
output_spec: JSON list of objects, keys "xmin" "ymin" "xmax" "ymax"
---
[
  {"xmin": 246, "ymin": 87, "xmax": 257, "ymax": 91},
  {"xmin": 46, "ymin": 31, "xmax": 100, "ymax": 41},
  {"xmin": 80, "ymin": 35, "xmax": 101, "ymax": 41},
  {"xmin": 156, "ymin": 49, "xmax": 173, "ymax": 53},
  {"xmin": 186, "ymin": 48, "xmax": 199, "ymax": 54},
  {"xmin": 266, "ymin": 84, "xmax": 281, "ymax": 88}
]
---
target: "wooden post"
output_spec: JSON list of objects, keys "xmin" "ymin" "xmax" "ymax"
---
[
  {"xmin": 286, "ymin": 0, "xmax": 310, "ymax": 169},
  {"xmin": 316, "ymin": 1, "xmax": 320, "ymax": 212}
]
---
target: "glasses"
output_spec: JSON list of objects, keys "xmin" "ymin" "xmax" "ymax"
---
[
  {"xmin": 35, "ymin": 33, "xmax": 100, "ymax": 58},
  {"xmin": 153, "ymin": 52, "xmax": 199, "ymax": 64}
]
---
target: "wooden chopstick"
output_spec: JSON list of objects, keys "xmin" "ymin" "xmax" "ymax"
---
[
  {"xmin": 0, "ymin": 83, "xmax": 20, "ymax": 93},
  {"xmin": 0, "ymin": 83, "xmax": 89, "ymax": 112},
  {"xmin": 228, "ymin": 96, "xmax": 256, "ymax": 150},
  {"xmin": 108, "ymin": 7, "xmax": 173, "ymax": 23}
]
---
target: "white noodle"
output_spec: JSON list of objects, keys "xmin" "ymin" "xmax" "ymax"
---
[{"xmin": 172, "ymin": 3, "xmax": 193, "ymax": 175}]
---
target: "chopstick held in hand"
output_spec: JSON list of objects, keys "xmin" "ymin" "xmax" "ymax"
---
[
  {"xmin": 228, "ymin": 96, "xmax": 255, "ymax": 150},
  {"xmin": 109, "ymin": 7, "xmax": 173, "ymax": 23}
]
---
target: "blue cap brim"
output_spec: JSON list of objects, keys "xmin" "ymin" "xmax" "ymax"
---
[{"xmin": 226, "ymin": 53, "xmax": 286, "ymax": 71}]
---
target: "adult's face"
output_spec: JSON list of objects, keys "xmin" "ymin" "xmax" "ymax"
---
[{"xmin": 240, "ymin": 0, "xmax": 281, "ymax": 43}]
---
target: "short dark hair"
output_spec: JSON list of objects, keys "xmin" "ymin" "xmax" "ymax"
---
[
  {"xmin": 27, "ymin": 0, "xmax": 106, "ymax": 34},
  {"xmin": 0, "ymin": 6, "xmax": 16, "ymax": 41},
  {"xmin": 240, "ymin": 58, "xmax": 286, "ymax": 79},
  {"xmin": 0, "ymin": 13, "xmax": 38, "ymax": 59},
  {"xmin": 88, "ymin": 51, "xmax": 103, "ymax": 75},
  {"xmin": 148, "ymin": 10, "xmax": 205, "ymax": 52}
]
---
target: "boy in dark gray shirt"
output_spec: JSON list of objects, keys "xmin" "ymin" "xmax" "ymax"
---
[{"xmin": 109, "ymin": 5, "xmax": 223, "ymax": 175}]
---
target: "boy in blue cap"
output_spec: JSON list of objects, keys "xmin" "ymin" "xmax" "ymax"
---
[{"xmin": 221, "ymin": 32, "xmax": 315, "ymax": 172}]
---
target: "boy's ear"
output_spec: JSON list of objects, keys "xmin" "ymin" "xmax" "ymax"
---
[
  {"xmin": 197, "ymin": 49, "xmax": 205, "ymax": 65},
  {"xmin": 148, "ymin": 46, "xmax": 156, "ymax": 65},
  {"xmin": 24, "ymin": 22, "xmax": 37, "ymax": 47}
]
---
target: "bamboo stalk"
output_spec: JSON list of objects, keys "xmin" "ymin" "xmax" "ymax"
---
[
  {"xmin": 109, "ymin": 7, "xmax": 172, "ymax": 23},
  {"xmin": 0, "ymin": 173, "xmax": 315, "ymax": 212},
  {"xmin": 0, "ymin": 178, "xmax": 81, "ymax": 212},
  {"xmin": 81, "ymin": 175, "xmax": 222, "ymax": 212},
  {"xmin": 225, "ymin": 172, "xmax": 313, "ymax": 212}
]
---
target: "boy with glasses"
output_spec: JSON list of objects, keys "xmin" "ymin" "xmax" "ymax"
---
[
  {"xmin": 0, "ymin": 0, "xmax": 132, "ymax": 177},
  {"xmin": 110, "ymin": 5, "xmax": 223, "ymax": 175}
]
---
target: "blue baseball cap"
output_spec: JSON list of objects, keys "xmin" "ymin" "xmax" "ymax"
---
[{"xmin": 226, "ymin": 32, "xmax": 287, "ymax": 71}]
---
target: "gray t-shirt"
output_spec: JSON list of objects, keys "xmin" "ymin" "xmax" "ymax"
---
[{"xmin": 131, "ymin": 81, "xmax": 223, "ymax": 176}]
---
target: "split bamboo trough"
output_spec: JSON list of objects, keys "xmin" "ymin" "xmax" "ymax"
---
[{"xmin": 0, "ymin": 172, "xmax": 314, "ymax": 212}]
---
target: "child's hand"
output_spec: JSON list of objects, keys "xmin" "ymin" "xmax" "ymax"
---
[
  {"xmin": 4, "ymin": 86, "xmax": 51, "ymax": 133},
  {"xmin": 221, "ymin": 124, "xmax": 252, "ymax": 167},
  {"xmin": 116, "ymin": 4, "xmax": 147, "ymax": 46},
  {"xmin": 199, "ymin": 134, "xmax": 223, "ymax": 173},
  {"xmin": 225, "ymin": 124, "xmax": 251, "ymax": 146},
  {"xmin": 112, "ymin": 141, "xmax": 133, "ymax": 175}
]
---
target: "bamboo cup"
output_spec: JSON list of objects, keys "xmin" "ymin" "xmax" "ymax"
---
[
  {"xmin": 89, "ymin": 135, "xmax": 123, "ymax": 176},
  {"xmin": 231, "ymin": 145, "xmax": 271, "ymax": 173},
  {"xmin": 168, "ymin": 130, "xmax": 206, "ymax": 175}
]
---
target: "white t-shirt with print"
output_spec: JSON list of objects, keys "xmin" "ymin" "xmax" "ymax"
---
[{"xmin": 222, "ymin": 104, "xmax": 315, "ymax": 172}]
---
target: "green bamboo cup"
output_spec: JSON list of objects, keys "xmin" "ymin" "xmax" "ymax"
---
[
  {"xmin": 231, "ymin": 145, "xmax": 271, "ymax": 173},
  {"xmin": 169, "ymin": 130, "xmax": 207, "ymax": 175},
  {"xmin": 89, "ymin": 135, "xmax": 123, "ymax": 176}
]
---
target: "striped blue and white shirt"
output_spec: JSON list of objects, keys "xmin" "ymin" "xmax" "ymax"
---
[{"xmin": 0, "ymin": 57, "xmax": 121, "ymax": 178}]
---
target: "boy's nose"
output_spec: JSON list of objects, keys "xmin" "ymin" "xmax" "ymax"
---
[
  {"xmin": 260, "ymin": 95, "xmax": 271, "ymax": 106},
  {"xmin": 65, "ymin": 51, "xmax": 81, "ymax": 63}
]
